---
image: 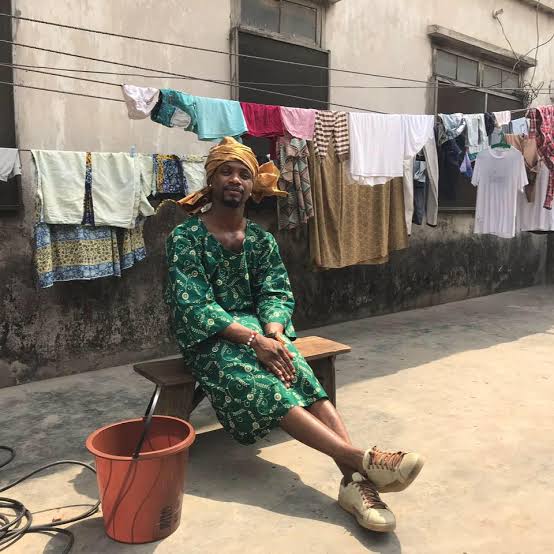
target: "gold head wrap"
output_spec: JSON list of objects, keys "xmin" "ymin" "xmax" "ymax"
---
[{"xmin": 177, "ymin": 137, "xmax": 285, "ymax": 211}]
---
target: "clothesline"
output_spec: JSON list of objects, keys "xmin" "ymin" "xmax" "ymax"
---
[{"xmin": 3, "ymin": 61, "xmax": 552, "ymax": 94}]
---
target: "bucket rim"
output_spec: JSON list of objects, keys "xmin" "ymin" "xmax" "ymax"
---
[{"xmin": 85, "ymin": 415, "xmax": 196, "ymax": 461}]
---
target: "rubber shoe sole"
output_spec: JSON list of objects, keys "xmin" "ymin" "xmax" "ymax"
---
[
  {"xmin": 376, "ymin": 454, "xmax": 426, "ymax": 493},
  {"xmin": 338, "ymin": 498, "xmax": 396, "ymax": 533}
]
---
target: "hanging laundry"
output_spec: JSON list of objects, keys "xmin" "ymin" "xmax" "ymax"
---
[
  {"xmin": 313, "ymin": 111, "xmax": 350, "ymax": 161},
  {"xmin": 34, "ymin": 220, "xmax": 146, "ymax": 288},
  {"xmin": 181, "ymin": 154, "xmax": 207, "ymax": 193},
  {"xmin": 517, "ymin": 162, "xmax": 554, "ymax": 232},
  {"xmin": 0, "ymin": 148, "xmax": 21, "ymax": 181},
  {"xmin": 505, "ymin": 134, "xmax": 539, "ymax": 201},
  {"xmin": 459, "ymin": 151, "xmax": 473, "ymax": 179},
  {"xmin": 464, "ymin": 114, "xmax": 489, "ymax": 160},
  {"xmin": 151, "ymin": 89, "xmax": 247, "ymax": 141},
  {"xmin": 279, "ymin": 107, "xmax": 317, "ymax": 140},
  {"xmin": 349, "ymin": 113, "xmax": 434, "ymax": 185},
  {"xmin": 307, "ymin": 141, "xmax": 408, "ymax": 269},
  {"xmin": 493, "ymin": 110, "xmax": 511, "ymax": 128},
  {"xmin": 472, "ymin": 147, "xmax": 527, "ymax": 238},
  {"xmin": 438, "ymin": 113, "xmax": 466, "ymax": 144},
  {"xmin": 32, "ymin": 150, "xmax": 154, "ymax": 229},
  {"xmin": 511, "ymin": 117, "xmax": 529, "ymax": 136},
  {"xmin": 437, "ymin": 132, "xmax": 466, "ymax": 202},
  {"xmin": 529, "ymin": 106, "xmax": 554, "ymax": 209},
  {"xmin": 402, "ymin": 138, "xmax": 439, "ymax": 233},
  {"xmin": 276, "ymin": 137, "xmax": 313, "ymax": 231},
  {"xmin": 152, "ymin": 154, "xmax": 188, "ymax": 196},
  {"xmin": 121, "ymin": 85, "xmax": 160, "ymax": 120},
  {"xmin": 484, "ymin": 112, "xmax": 496, "ymax": 137},
  {"xmin": 240, "ymin": 102, "xmax": 285, "ymax": 138}
]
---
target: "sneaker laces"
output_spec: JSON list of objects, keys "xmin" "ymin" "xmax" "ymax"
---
[
  {"xmin": 368, "ymin": 446, "xmax": 405, "ymax": 470},
  {"xmin": 355, "ymin": 480, "xmax": 388, "ymax": 510}
]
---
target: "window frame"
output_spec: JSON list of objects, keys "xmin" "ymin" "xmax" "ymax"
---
[
  {"xmin": 432, "ymin": 46, "xmax": 524, "ymax": 212},
  {"xmin": 239, "ymin": 0, "xmax": 325, "ymax": 48}
]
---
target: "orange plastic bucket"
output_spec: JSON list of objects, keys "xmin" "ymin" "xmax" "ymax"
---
[{"xmin": 86, "ymin": 415, "xmax": 195, "ymax": 544}]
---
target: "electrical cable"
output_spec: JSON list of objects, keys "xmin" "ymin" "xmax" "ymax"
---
[
  {"xmin": 4, "ymin": 61, "xmax": 552, "ymax": 93},
  {"xmin": 0, "ymin": 446, "xmax": 100, "ymax": 553},
  {"xmin": 0, "ymin": 11, "xmax": 433, "ymax": 85}
]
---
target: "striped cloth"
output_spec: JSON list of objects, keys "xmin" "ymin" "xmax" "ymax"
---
[
  {"xmin": 529, "ymin": 106, "xmax": 554, "ymax": 210},
  {"xmin": 313, "ymin": 111, "xmax": 350, "ymax": 161}
]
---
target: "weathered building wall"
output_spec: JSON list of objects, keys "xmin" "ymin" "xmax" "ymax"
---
[{"xmin": 0, "ymin": 0, "xmax": 551, "ymax": 386}]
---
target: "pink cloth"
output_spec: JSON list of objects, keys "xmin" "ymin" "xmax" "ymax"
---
[
  {"xmin": 280, "ymin": 107, "xmax": 317, "ymax": 140},
  {"xmin": 240, "ymin": 102, "xmax": 284, "ymax": 138}
]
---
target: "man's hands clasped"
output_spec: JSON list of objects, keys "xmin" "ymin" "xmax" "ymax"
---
[{"xmin": 252, "ymin": 334, "xmax": 296, "ymax": 388}]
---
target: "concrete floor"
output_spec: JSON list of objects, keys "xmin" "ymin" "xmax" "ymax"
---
[{"xmin": 1, "ymin": 285, "xmax": 554, "ymax": 554}]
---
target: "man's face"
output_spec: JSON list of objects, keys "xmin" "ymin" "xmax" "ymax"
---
[{"xmin": 210, "ymin": 161, "xmax": 254, "ymax": 209}]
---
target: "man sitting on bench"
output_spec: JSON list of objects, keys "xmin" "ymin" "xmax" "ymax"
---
[{"xmin": 165, "ymin": 137, "xmax": 424, "ymax": 533}]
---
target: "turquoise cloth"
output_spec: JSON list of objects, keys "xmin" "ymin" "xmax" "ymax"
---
[{"xmin": 151, "ymin": 89, "xmax": 247, "ymax": 141}]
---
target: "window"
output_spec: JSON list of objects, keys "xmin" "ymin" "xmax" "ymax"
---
[
  {"xmin": 234, "ymin": 2, "xmax": 328, "ymax": 168},
  {"xmin": 241, "ymin": 0, "xmax": 322, "ymax": 45},
  {"xmin": 434, "ymin": 48, "xmax": 524, "ymax": 209}
]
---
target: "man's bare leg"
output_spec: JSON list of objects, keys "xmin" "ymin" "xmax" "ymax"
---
[
  {"xmin": 307, "ymin": 399, "xmax": 355, "ymax": 482},
  {"xmin": 279, "ymin": 406, "xmax": 365, "ymax": 474}
]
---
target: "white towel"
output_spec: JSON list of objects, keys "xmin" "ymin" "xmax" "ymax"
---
[
  {"xmin": 33, "ymin": 150, "xmax": 86, "ymax": 224},
  {"xmin": 0, "ymin": 148, "xmax": 21, "ymax": 181}
]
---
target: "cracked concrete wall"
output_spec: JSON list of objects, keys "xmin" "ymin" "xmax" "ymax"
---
[{"xmin": 0, "ymin": 0, "xmax": 550, "ymax": 387}]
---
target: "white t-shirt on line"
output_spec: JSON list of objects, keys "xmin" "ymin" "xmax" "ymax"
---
[{"xmin": 471, "ymin": 147, "xmax": 528, "ymax": 239}]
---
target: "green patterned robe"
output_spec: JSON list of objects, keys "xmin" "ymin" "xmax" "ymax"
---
[{"xmin": 166, "ymin": 216, "xmax": 327, "ymax": 444}]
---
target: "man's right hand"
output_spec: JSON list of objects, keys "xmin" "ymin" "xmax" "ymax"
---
[{"xmin": 252, "ymin": 335, "xmax": 296, "ymax": 388}]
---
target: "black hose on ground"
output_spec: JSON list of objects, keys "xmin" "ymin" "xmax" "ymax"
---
[{"xmin": 0, "ymin": 445, "xmax": 100, "ymax": 553}]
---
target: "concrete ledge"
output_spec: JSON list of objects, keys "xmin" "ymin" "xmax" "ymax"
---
[
  {"xmin": 428, "ymin": 24, "xmax": 536, "ymax": 69},
  {"xmin": 518, "ymin": 0, "xmax": 554, "ymax": 16}
]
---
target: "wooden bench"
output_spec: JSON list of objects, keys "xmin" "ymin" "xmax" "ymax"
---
[{"xmin": 133, "ymin": 336, "xmax": 351, "ymax": 421}]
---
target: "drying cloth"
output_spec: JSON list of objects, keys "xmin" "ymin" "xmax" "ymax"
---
[
  {"xmin": 33, "ymin": 150, "xmax": 86, "ymax": 225},
  {"xmin": 240, "ymin": 102, "xmax": 285, "ymax": 138},
  {"xmin": 472, "ymin": 147, "xmax": 527, "ymax": 238},
  {"xmin": 181, "ymin": 155, "xmax": 207, "ymax": 193},
  {"xmin": 438, "ymin": 113, "xmax": 466, "ymax": 144},
  {"xmin": 121, "ymin": 85, "xmax": 160, "ymax": 120},
  {"xmin": 280, "ymin": 107, "xmax": 317, "ymax": 140},
  {"xmin": 511, "ymin": 117, "xmax": 529, "ymax": 136},
  {"xmin": 152, "ymin": 154, "xmax": 188, "ymax": 196},
  {"xmin": 276, "ymin": 137, "xmax": 313, "ymax": 231},
  {"xmin": 150, "ymin": 89, "xmax": 196, "ymax": 130},
  {"xmin": 505, "ymin": 133, "xmax": 539, "ymax": 201},
  {"xmin": 313, "ymin": 111, "xmax": 350, "ymax": 161},
  {"xmin": 402, "ymin": 137, "xmax": 439, "ymax": 233},
  {"xmin": 91, "ymin": 153, "xmax": 152, "ymax": 229},
  {"xmin": 308, "ymin": 141, "xmax": 408, "ymax": 269},
  {"xmin": 529, "ymin": 106, "xmax": 554, "ymax": 209},
  {"xmin": 34, "ymin": 220, "xmax": 146, "ymax": 288},
  {"xmin": 493, "ymin": 110, "xmax": 511, "ymax": 127},
  {"xmin": 349, "ymin": 113, "xmax": 434, "ymax": 186},
  {"xmin": 194, "ymin": 96, "xmax": 247, "ymax": 141},
  {"xmin": 464, "ymin": 113, "xmax": 489, "ymax": 159},
  {"xmin": 484, "ymin": 112, "xmax": 496, "ymax": 137},
  {"xmin": 0, "ymin": 148, "xmax": 21, "ymax": 181},
  {"xmin": 517, "ymin": 162, "xmax": 554, "ymax": 231}
]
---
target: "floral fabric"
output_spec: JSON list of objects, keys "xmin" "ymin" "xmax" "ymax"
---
[
  {"xmin": 165, "ymin": 216, "xmax": 327, "ymax": 444},
  {"xmin": 152, "ymin": 154, "xmax": 188, "ymax": 195}
]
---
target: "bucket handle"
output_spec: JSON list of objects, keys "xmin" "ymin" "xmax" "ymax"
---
[{"xmin": 132, "ymin": 385, "xmax": 161, "ymax": 460}]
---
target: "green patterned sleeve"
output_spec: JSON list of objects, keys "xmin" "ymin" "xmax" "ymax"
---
[
  {"xmin": 166, "ymin": 229, "xmax": 234, "ymax": 350},
  {"xmin": 251, "ymin": 233, "xmax": 296, "ymax": 337}
]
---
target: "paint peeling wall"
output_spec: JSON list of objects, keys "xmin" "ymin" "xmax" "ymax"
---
[{"xmin": 0, "ymin": 0, "xmax": 551, "ymax": 387}]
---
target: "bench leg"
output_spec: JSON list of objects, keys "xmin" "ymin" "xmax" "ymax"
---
[
  {"xmin": 308, "ymin": 356, "xmax": 337, "ymax": 406},
  {"xmin": 155, "ymin": 382, "xmax": 196, "ymax": 420}
]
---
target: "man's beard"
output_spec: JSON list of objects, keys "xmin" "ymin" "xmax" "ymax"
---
[{"xmin": 222, "ymin": 197, "xmax": 241, "ymax": 208}]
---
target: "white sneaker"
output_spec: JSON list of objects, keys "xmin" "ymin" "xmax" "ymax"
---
[
  {"xmin": 338, "ymin": 472, "xmax": 396, "ymax": 533},
  {"xmin": 363, "ymin": 446, "xmax": 425, "ymax": 493}
]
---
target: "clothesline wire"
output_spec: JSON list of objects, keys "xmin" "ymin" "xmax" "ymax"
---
[
  {"xmin": 4, "ymin": 61, "xmax": 552, "ymax": 93},
  {"xmin": 0, "ymin": 38, "xmax": 385, "ymax": 113},
  {"xmin": 0, "ymin": 11, "xmax": 441, "ymax": 85}
]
